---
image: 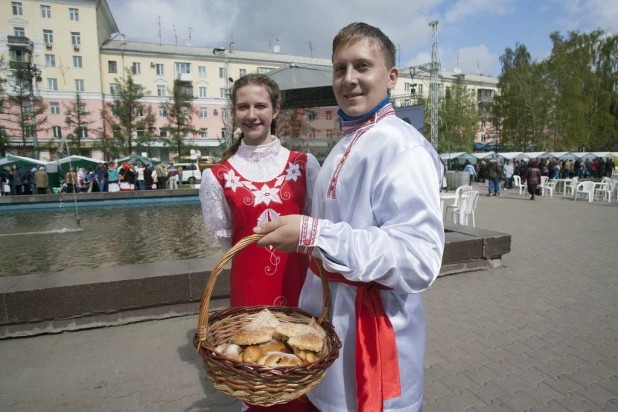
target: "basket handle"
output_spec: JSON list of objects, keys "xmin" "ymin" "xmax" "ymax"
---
[{"xmin": 197, "ymin": 233, "xmax": 331, "ymax": 343}]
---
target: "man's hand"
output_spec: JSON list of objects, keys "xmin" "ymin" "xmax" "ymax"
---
[{"xmin": 254, "ymin": 215, "xmax": 303, "ymax": 253}]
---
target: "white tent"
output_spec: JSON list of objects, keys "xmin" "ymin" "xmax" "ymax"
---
[
  {"xmin": 0, "ymin": 155, "xmax": 48, "ymax": 167},
  {"xmin": 497, "ymin": 152, "xmax": 527, "ymax": 160},
  {"xmin": 470, "ymin": 152, "xmax": 495, "ymax": 160},
  {"xmin": 548, "ymin": 152, "xmax": 577, "ymax": 160},
  {"xmin": 523, "ymin": 152, "xmax": 549, "ymax": 159},
  {"xmin": 439, "ymin": 152, "xmax": 477, "ymax": 163},
  {"xmin": 590, "ymin": 152, "xmax": 612, "ymax": 159}
]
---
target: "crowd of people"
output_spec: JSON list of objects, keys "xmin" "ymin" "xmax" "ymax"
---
[{"xmin": 0, "ymin": 161, "xmax": 186, "ymax": 195}]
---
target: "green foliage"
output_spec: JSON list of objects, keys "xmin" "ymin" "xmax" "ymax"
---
[
  {"xmin": 161, "ymin": 79, "xmax": 198, "ymax": 158},
  {"xmin": 496, "ymin": 30, "xmax": 618, "ymax": 151},
  {"xmin": 64, "ymin": 93, "xmax": 95, "ymax": 150},
  {"xmin": 438, "ymin": 76, "xmax": 478, "ymax": 153}
]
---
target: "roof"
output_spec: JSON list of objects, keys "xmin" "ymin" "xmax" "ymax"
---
[
  {"xmin": 266, "ymin": 63, "xmax": 336, "ymax": 108},
  {"xmin": 100, "ymin": 41, "xmax": 332, "ymax": 66}
]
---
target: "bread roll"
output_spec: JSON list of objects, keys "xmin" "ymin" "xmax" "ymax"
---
[
  {"xmin": 216, "ymin": 343, "xmax": 243, "ymax": 361},
  {"xmin": 259, "ymin": 340, "xmax": 291, "ymax": 354},
  {"xmin": 287, "ymin": 332, "xmax": 323, "ymax": 352},
  {"xmin": 241, "ymin": 345, "xmax": 263, "ymax": 363},
  {"xmin": 257, "ymin": 352, "xmax": 302, "ymax": 367},
  {"xmin": 274, "ymin": 322, "xmax": 318, "ymax": 340},
  {"xmin": 232, "ymin": 327, "xmax": 274, "ymax": 345}
]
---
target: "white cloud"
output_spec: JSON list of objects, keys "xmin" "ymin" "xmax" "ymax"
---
[
  {"xmin": 444, "ymin": 0, "xmax": 515, "ymax": 24},
  {"xmin": 551, "ymin": 0, "xmax": 618, "ymax": 33}
]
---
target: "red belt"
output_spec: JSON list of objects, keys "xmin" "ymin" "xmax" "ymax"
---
[{"xmin": 309, "ymin": 260, "xmax": 401, "ymax": 412}]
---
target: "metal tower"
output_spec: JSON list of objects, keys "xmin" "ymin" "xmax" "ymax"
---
[{"xmin": 428, "ymin": 20, "xmax": 440, "ymax": 149}]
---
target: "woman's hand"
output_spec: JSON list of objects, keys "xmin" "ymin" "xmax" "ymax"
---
[{"xmin": 254, "ymin": 215, "xmax": 303, "ymax": 253}]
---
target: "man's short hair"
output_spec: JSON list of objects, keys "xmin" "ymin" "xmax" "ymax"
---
[{"xmin": 332, "ymin": 22, "xmax": 397, "ymax": 69}]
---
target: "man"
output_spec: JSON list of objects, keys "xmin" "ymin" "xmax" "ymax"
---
[
  {"xmin": 155, "ymin": 161, "xmax": 167, "ymax": 190},
  {"xmin": 95, "ymin": 163, "xmax": 106, "ymax": 192},
  {"xmin": 34, "ymin": 166, "xmax": 48, "ymax": 194},
  {"xmin": 253, "ymin": 22, "xmax": 444, "ymax": 412},
  {"xmin": 167, "ymin": 162, "xmax": 178, "ymax": 190}
]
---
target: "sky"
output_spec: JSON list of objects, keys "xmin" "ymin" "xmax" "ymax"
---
[{"xmin": 107, "ymin": 0, "xmax": 618, "ymax": 78}]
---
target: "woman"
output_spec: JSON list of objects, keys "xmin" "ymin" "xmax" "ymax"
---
[
  {"xmin": 77, "ymin": 168, "xmax": 86, "ymax": 192},
  {"xmin": 107, "ymin": 163, "xmax": 120, "ymax": 192},
  {"xmin": 199, "ymin": 74, "xmax": 320, "ymax": 412},
  {"xmin": 525, "ymin": 160, "xmax": 541, "ymax": 200},
  {"xmin": 64, "ymin": 167, "xmax": 77, "ymax": 193},
  {"xmin": 503, "ymin": 159, "xmax": 514, "ymax": 190}
]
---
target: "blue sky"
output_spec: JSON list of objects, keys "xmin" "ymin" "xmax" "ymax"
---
[{"xmin": 108, "ymin": 0, "xmax": 617, "ymax": 78}]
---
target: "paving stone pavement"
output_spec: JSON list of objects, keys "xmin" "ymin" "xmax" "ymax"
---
[{"xmin": 0, "ymin": 183, "xmax": 617, "ymax": 412}]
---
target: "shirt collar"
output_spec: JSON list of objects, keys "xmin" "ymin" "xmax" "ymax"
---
[
  {"xmin": 236, "ymin": 135, "xmax": 281, "ymax": 161},
  {"xmin": 338, "ymin": 96, "xmax": 396, "ymax": 135}
]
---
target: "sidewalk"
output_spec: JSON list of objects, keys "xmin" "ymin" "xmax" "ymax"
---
[{"xmin": 1, "ymin": 184, "xmax": 617, "ymax": 411}]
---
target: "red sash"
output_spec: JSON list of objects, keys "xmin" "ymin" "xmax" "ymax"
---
[{"xmin": 309, "ymin": 260, "xmax": 401, "ymax": 412}]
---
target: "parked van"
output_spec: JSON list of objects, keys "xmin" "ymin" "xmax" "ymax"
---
[{"xmin": 175, "ymin": 163, "xmax": 202, "ymax": 184}]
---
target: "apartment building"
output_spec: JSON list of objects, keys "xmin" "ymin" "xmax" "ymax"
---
[{"xmin": 1, "ymin": 0, "xmax": 500, "ymax": 161}]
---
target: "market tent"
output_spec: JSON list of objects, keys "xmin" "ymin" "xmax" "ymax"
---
[
  {"xmin": 497, "ymin": 152, "xmax": 526, "ymax": 160},
  {"xmin": 114, "ymin": 154, "xmax": 160, "ymax": 165},
  {"xmin": 523, "ymin": 152, "xmax": 549, "ymax": 159},
  {"xmin": 590, "ymin": 151, "xmax": 612, "ymax": 159},
  {"xmin": 51, "ymin": 155, "xmax": 100, "ymax": 171},
  {"xmin": 470, "ymin": 152, "xmax": 495, "ymax": 160},
  {"xmin": 547, "ymin": 152, "xmax": 577, "ymax": 160},
  {"xmin": 575, "ymin": 152, "xmax": 597, "ymax": 159},
  {"xmin": 0, "ymin": 155, "xmax": 48, "ymax": 168},
  {"xmin": 440, "ymin": 152, "xmax": 478, "ymax": 166}
]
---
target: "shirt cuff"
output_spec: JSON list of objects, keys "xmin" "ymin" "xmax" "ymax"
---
[{"xmin": 297, "ymin": 215, "xmax": 319, "ymax": 255}]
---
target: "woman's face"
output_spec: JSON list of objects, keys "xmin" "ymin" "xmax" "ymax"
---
[{"xmin": 233, "ymin": 84, "xmax": 280, "ymax": 146}]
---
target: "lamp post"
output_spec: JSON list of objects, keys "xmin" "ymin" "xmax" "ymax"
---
[{"xmin": 25, "ymin": 64, "xmax": 42, "ymax": 159}]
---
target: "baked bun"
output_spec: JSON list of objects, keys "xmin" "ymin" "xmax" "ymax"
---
[
  {"xmin": 215, "ymin": 343, "xmax": 243, "ymax": 361},
  {"xmin": 287, "ymin": 333, "xmax": 323, "ymax": 352},
  {"xmin": 259, "ymin": 340, "xmax": 291, "ymax": 354},
  {"xmin": 232, "ymin": 327, "xmax": 274, "ymax": 345},
  {"xmin": 274, "ymin": 322, "xmax": 319, "ymax": 340},
  {"xmin": 257, "ymin": 352, "xmax": 302, "ymax": 367},
  {"xmin": 241, "ymin": 345, "xmax": 262, "ymax": 363}
]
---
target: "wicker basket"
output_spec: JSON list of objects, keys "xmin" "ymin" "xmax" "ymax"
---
[{"xmin": 194, "ymin": 234, "xmax": 341, "ymax": 407}]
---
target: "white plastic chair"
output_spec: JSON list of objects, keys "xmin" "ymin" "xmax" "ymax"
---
[
  {"xmin": 513, "ymin": 175, "xmax": 526, "ymax": 196},
  {"xmin": 542, "ymin": 179, "xmax": 558, "ymax": 197},
  {"xmin": 453, "ymin": 190, "xmax": 479, "ymax": 227},
  {"xmin": 446, "ymin": 185, "xmax": 473, "ymax": 222},
  {"xmin": 539, "ymin": 176, "xmax": 549, "ymax": 194},
  {"xmin": 574, "ymin": 181, "xmax": 595, "ymax": 202},
  {"xmin": 594, "ymin": 180, "xmax": 616, "ymax": 202},
  {"xmin": 564, "ymin": 177, "xmax": 578, "ymax": 196}
]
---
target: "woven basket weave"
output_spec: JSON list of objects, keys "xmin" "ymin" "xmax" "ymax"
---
[{"xmin": 194, "ymin": 234, "xmax": 341, "ymax": 406}]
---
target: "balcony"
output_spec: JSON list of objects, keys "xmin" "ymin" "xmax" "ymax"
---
[
  {"xmin": 177, "ymin": 72, "xmax": 192, "ymax": 82},
  {"xmin": 9, "ymin": 61, "xmax": 30, "ymax": 70},
  {"xmin": 7, "ymin": 35, "xmax": 34, "ymax": 52}
]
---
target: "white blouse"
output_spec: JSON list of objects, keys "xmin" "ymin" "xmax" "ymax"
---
[{"xmin": 199, "ymin": 136, "xmax": 321, "ymax": 250}]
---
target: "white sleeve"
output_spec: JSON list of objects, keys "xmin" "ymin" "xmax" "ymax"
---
[
  {"xmin": 199, "ymin": 169, "xmax": 233, "ymax": 251},
  {"xmin": 299, "ymin": 146, "xmax": 445, "ymax": 294},
  {"xmin": 303, "ymin": 154, "xmax": 321, "ymax": 216}
]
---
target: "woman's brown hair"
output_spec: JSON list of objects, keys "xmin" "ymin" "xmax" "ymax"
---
[{"xmin": 220, "ymin": 73, "xmax": 282, "ymax": 163}]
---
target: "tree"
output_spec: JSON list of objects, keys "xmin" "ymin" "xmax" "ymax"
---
[
  {"xmin": 135, "ymin": 105, "xmax": 158, "ymax": 158},
  {"xmin": 276, "ymin": 108, "xmax": 316, "ymax": 150},
  {"xmin": 64, "ymin": 93, "xmax": 95, "ymax": 152},
  {"xmin": 438, "ymin": 76, "xmax": 478, "ymax": 153},
  {"xmin": 161, "ymin": 79, "xmax": 198, "ymax": 160},
  {"xmin": 0, "ymin": 65, "xmax": 47, "ymax": 157},
  {"xmin": 102, "ymin": 69, "xmax": 149, "ymax": 157}
]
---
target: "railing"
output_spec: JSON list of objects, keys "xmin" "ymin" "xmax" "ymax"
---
[{"xmin": 7, "ymin": 35, "xmax": 34, "ymax": 50}]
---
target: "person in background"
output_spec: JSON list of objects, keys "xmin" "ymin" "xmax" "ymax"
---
[
  {"xmin": 144, "ymin": 164, "xmax": 153, "ymax": 190},
  {"xmin": 177, "ymin": 164, "xmax": 183, "ymax": 186},
  {"xmin": 107, "ymin": 163, "xmax": 120, "ymax": 192},
  {"xmin": 87, "ymin": 167, "xmax": 95, "ymax": 193},
  {"xmin": 463, "ymin": 160, "xmax": 477, "ymax": 183},
  {"xmin": 10, "ymin": 164, "xmax": 22, "ymax": 195},
  {"xmin": 77, "ymin": 168, "xmax": 86, "ymax": 193},
  {"xmin": 525, "ymin": 160, "xmax": 541, "ymax": 200},
  {"xmin": 34, "ymin": 166, "xmax": 48, "ymax": 194},
  {"xmin": 167, "ymin": 162, "xmax": 178, "ymax": 190},
  {"xmin": 155, "ymin": 161, "xmax": 166, "ymax": 190},
  {"xmin": 95, "ymin": 163, "xmax": 106, "ymax": 192},
  {"xmin": 136, "ymin": 163, "xmax": 145, "ymax": 190},
  {"xmin": 29, "ymin": 166, "xmax": 38, "ymax": 195},
  {"xmin": 64, "ymin": 167, "xmax": 77, "ymax": 193},
  {"xmin": 503, "ymin": 159, "xmax": 514, "ymax": 190}
]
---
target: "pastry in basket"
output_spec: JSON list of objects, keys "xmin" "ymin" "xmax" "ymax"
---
[
  {"xmin": 215, "ymin": 343, "xmax": 243, "ymax": 361},
  {"xmin": 287, "ymin": 332, "xmax": 323, "ymax": 352},
  {"xmin": 241, "ymin": 340, "xmax": 292, "ymax": 363},
  {"xmin": 233, "ymin": 327, "xmax": 274, "ymax": 345},
  {"xmin": 257, "ymin": 351, "xmax": 302, "ymax": 367}
]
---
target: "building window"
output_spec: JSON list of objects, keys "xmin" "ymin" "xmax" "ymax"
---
[
  {"xmin": 77, "ymin": 102, "xmax": 86, "ymax": 115},
  {"xmin": 308, "ymin": 112, "xmax": 317, "ymax": 120},
  {"xmin": 310, "ymin": 128, "xmax": 316, "ymax": 138},
  {"xmin": 159, "ymin": 129, "xmax": 167, "ymax": 138},
  {"xmin": 108, "ymin": 61, "xmax": 117, "ymax": 73},
  {"xmin": 12, "ymin": 2, "xmax": 22, "ymax": 16},
  {"xmin": 200, "ymin": 128, "xmax": 208, "ymax": 138},
  {"xmin": 47, "ymin": 78, "xmax": 58, "ymax": 91},
  {"xmin": 180, "ymin": 107, "xmax": 189, "ymax": 117},
  {"xmin": 156, "ymin": 63, "xmax": 164, "ymax": 75},
  {"xmin": 22, "ymin": 102, "xmax": 33, "ymax": 114},
  {"xmin": 175, "ymin": 62, "xmax": 190, "ymax": 74},
  {"xmin": 481, "ymin": 134, "xmax": 486, "ymax": 143},
  {"xmin": 75, "ymin": 79, "xmax": 84, "ymax": 92},
  {"xmin": 132, "ymin": 62, "xmax": 141, "ymax": 74},
  {"xmin": 43, "ymin": 30, "xmax": 53, "ymax": 43},
  {"xmin": 136, "ymin": 85, "xmax": 143, "ymax": 96},
  {"xmin": 158, "ymin": 106, "xmax": 167, "ymax": 117},
  {"xmin": 239, "ymin": 68, "xmax": 246, "ymax": 77},
  {"xmin": 73, "ymin": 56, "xmax": 82, "ymax": 68},
  {"xmin": 45, "ymin": 54, "xmax": 56, "ymax": 67},
  {"xmin": 325, "ymin": 111, "xmax": 332, "ymax": 120},
  {"xmin": 14, "ymin": 27, "xmax": 25, "ymax": 37},
  {"xmin": 52, "ymin": 126, "xmax": 62, "ymax": 138},
  {"xmin": 198, "ymin": 66, "xmax": 206, "ymax": 77},
  {"xmin": 220, "ymin": 88, "xmax": 228, "ymax": 99},
  {"xmin": 71, "ymin": 32, "xmax": 81, "ymax": 46},
  {"xmin": 326, "ymin": 130, "xmax": 333, "ymax": 138},
  {"xmin": 221, "ymin": 128, "xmax": 226, "ymax": 138},
  {"xmin": 134, "ymin": 107, "xmax": 144, "ymax": 117},
  {"xmin": 49, "ymin": 102, "xmax": 60, "ymax": 115},
  {"xmin": 69, "ymin": 8, "xmax": 79, "ymax": 21},
  {"xmin": 418, "ymin": 84, "xmax": 423, "ymax": 94},
  {"xmin": 109, "ymin": 83, "xmax": 118, "ymax": 95},
  {"xmin": 219, "ymin": 67, "xmax": 227, "ymax": 78},
  {"xmin": 0, "ymin": 127, "xmax": 6, "ymax": 139},
  {"xmin": 157, "ymin": 85, "xmax": 166, "ymax": 97},
  {"xmin": 110, "ymin": 105, "xmax": 117, "ymax": 117},
  {"xmin": 258, "ymin": 67, "xmax": 273, "ymax": 74},
  {"xmin": 80, "ymin": 127, "xmax": 88, "ymax": 138},
  {"xmin": 41, "ymin": 5, "xmax": 51, "ymax": 18},
  {"xmin": 221, "ymin": 108, "xmax": 230, "ymax": 119},
  {"xmin": 481, "ymin": 120, "xmax": 486, "ymax": 128},
  {"xmin": 199, "ymin": 107, "xmax": 207, "ymax": 118},
  {"xmin": 199, "ymin": 87, "xmax": 207, "ymax": 98}
]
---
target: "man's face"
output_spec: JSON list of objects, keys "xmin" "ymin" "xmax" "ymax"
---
[{"xmin": 332, "ymin": 39, "xmax": 398, "ymax": 117}]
